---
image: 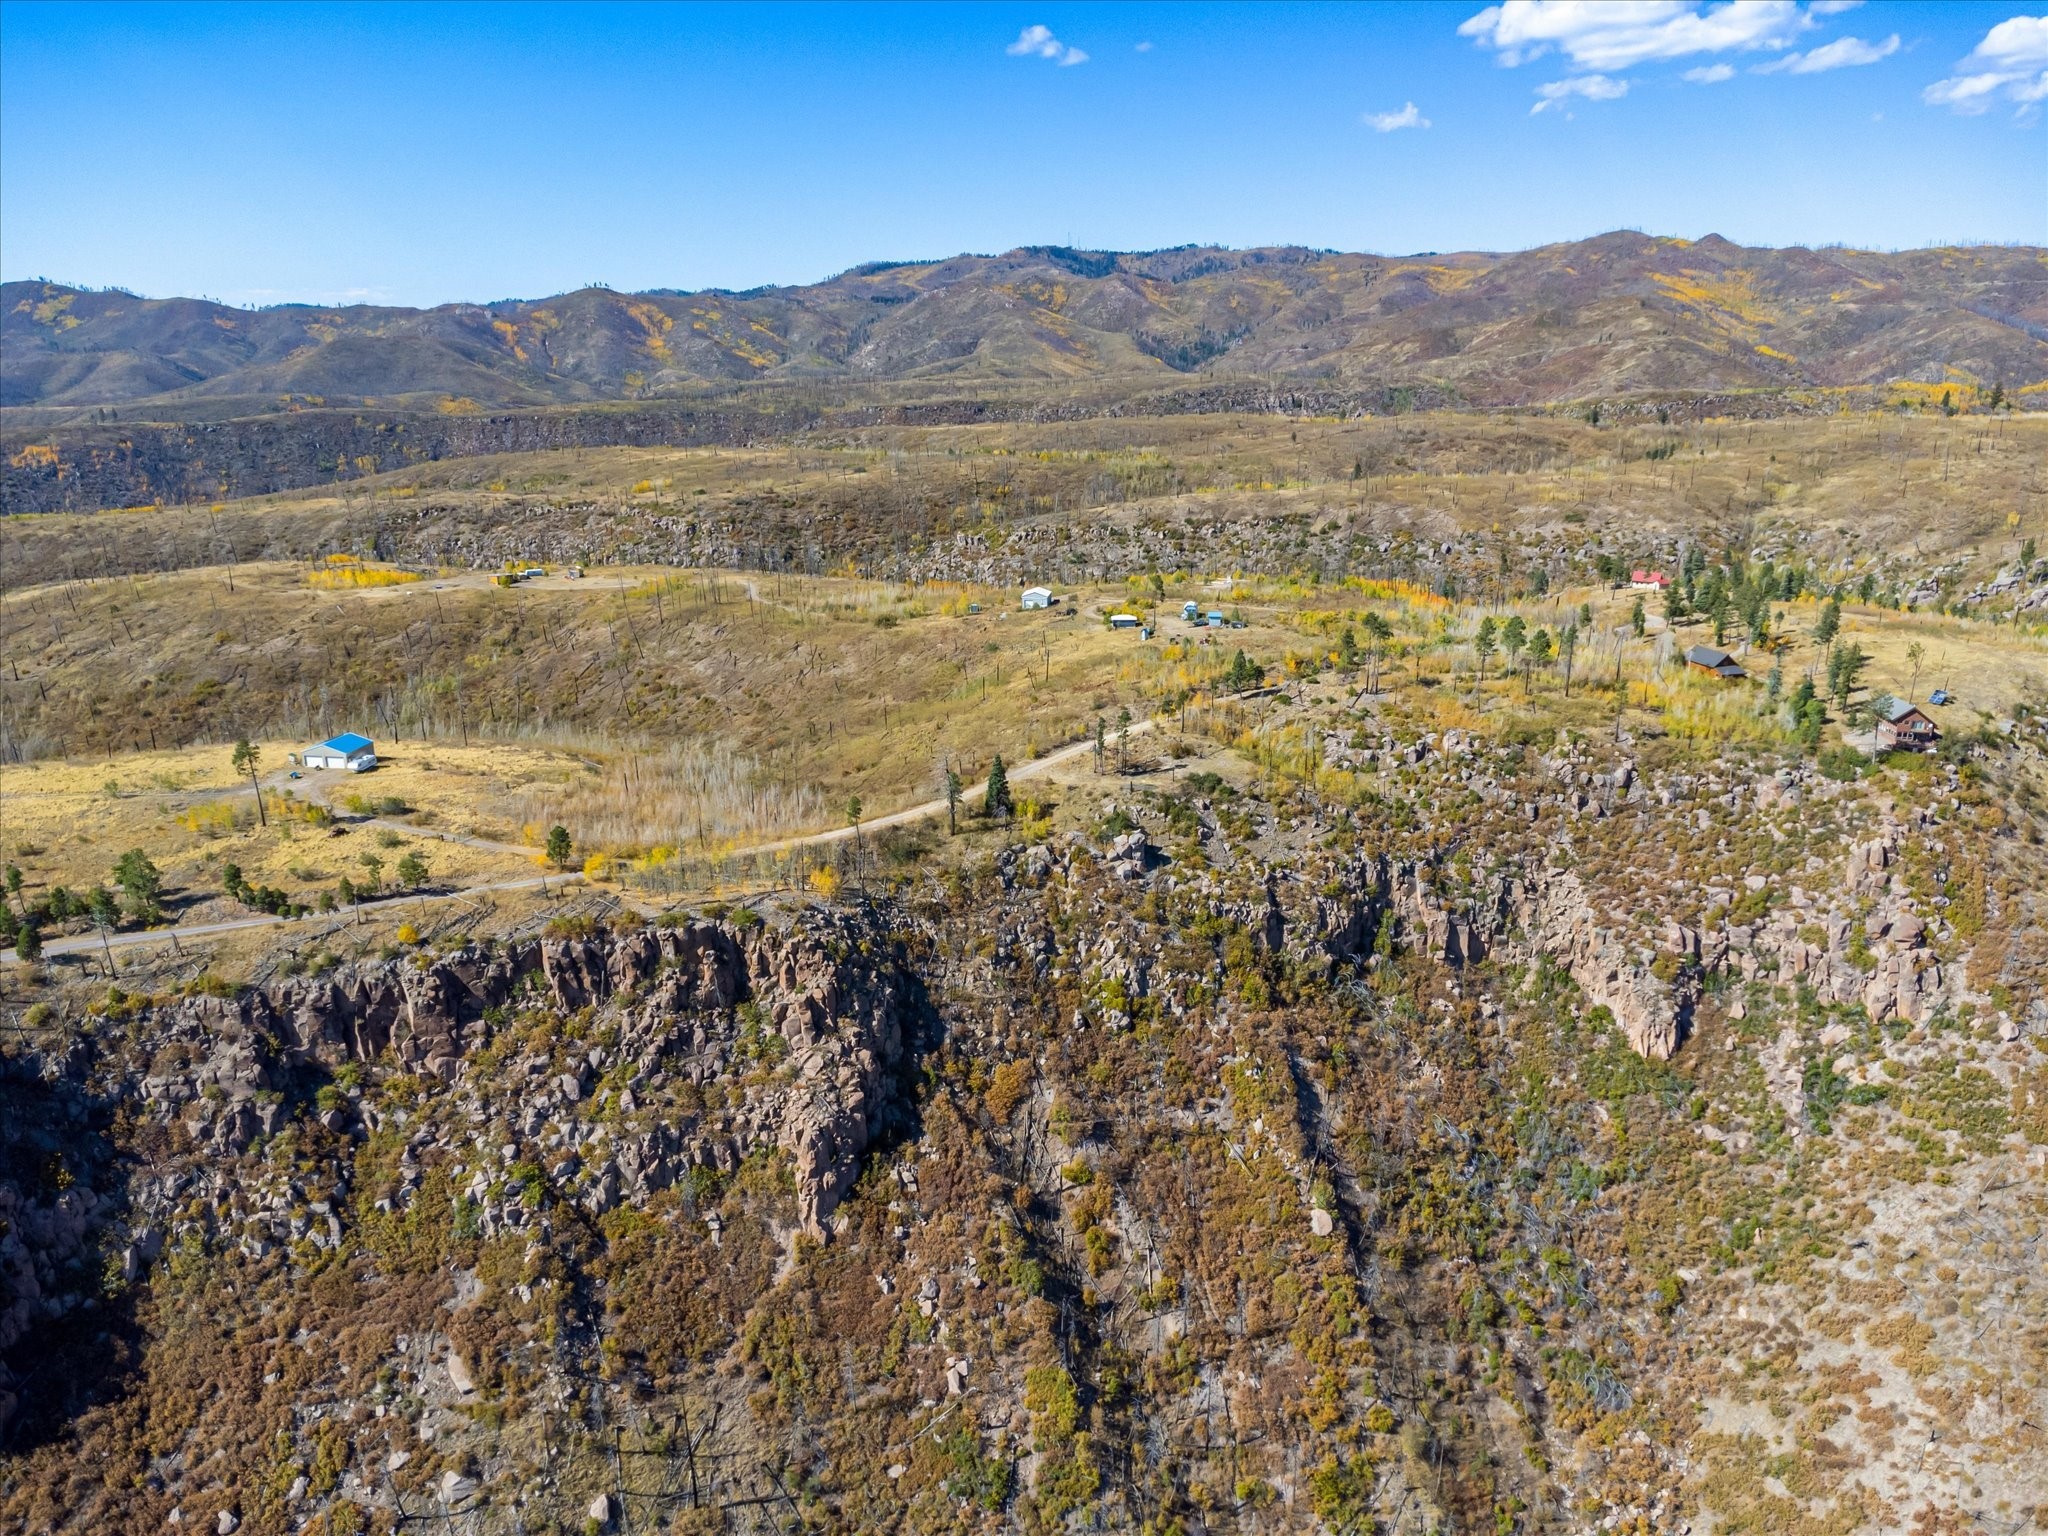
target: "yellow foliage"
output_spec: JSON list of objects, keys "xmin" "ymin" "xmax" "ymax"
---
[
  {"xmin": 306, "ymin": 564, "xmax": 422, "ymax": 590},
  {"xmin": 396, "ymin": 922, "xmax": 420, "ymax": 945},
  {"xmin": 624, "ymin": 301, "xmax": 675, "ymax": 359},
  {"xmin": 986, "ymin": 1060, "xmax": 1033, "ymax": 1121},
  {"xmin": 9, "ymin": 444, "xmax": 60, "ymax": 470},
  {"xmin": 1651, "ymin": 268, "xmax": 1778, "ymax": 342},
  {"xmin": 1885, "ymin": 378, "xmax": 1983, "ymax": 410},
  {"xmin": 807, "ymin": 864, "xmax": 841, "ymax": 899},
  {"xmin": 1340, "ymin": 576, "xmax": 1451, "ymax": 610},
  {"xmin": 175, "ymin": 800, "xmax": 244, "ymax": 837},
  {"xmin": 583, "ymin": 853, "xmax": 613, "ymax": 881},
  {"xmin": 436, "ymin": 396, "xmax": 482, "ymax": 415},
  {"xmin": 1385, "ymin": 261, "xmax": 1481, "ymax": 294},
  {"xmin": 489, "ymin": 318, "xmax": 527, "ymax": 361},
  {"xmin": 31, "ymin": 293, "xmax": 79, "ymax": 328}
]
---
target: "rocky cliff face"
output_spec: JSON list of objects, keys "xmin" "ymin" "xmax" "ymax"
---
[
  {"xmin": 146, "ymin": 917, "xmax": 914, "ymax": 1232},
  {"xmin": 0, "ymin": 913, "xmax": 917, "ymax": 1443}
]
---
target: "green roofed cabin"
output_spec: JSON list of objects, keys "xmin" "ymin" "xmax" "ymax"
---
[{"xmin": 303, "ymin": 733, "xmax": 378, "ymax": 772}]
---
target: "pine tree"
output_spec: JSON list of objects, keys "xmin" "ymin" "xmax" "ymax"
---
[
  {"xmin": 985, "ymin": 756, "xmax": 1012, "ymax": 821},
  {"xmin": 1474, "ymin": 616, "xmax": 1498, "ymax": 681},
  {"xmin": 231, "ymin": 736, "xmax": 267, "ymax": 827},
  {"xmin": 1814, "ymin": 597, "xmax": 1842, "ymax": 646},
  {"xmin": 113, "ymin": 848, "xmax": 163, "ymax": 924},
  {"xmin": 1501, "ymin": 615, "xmax": 1527, "ymax": 667}
]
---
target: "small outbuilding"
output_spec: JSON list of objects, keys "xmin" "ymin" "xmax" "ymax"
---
[
  {"xmin": 1684, "ymin": 644, "xmax": 1747, "ymax": 680},
  {"xmin": 303, "ymin": 732, "xmax": 378, "ymax": 772},
  {"xmin": 1877, "ymin": 699, "xmax": 1940, "ymax": 753},
  {"xmin": 1108, "ymin": 613, "xmax": 1141, "ymax": 629},
  {"xmin": 1022, "ymin": 587, "xmax": 1053, "ymax": 610}
]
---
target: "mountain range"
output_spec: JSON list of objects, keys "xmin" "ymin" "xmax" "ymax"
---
[{"xmin": 6, "ymin": 231, "xmax": 2044, "ymax": 416}]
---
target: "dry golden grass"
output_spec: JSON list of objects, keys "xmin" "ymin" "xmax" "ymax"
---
[
  {"xmin": 0, "ymin": 741, "xmax": 540, "ymax": 920},
  {"xmin": 0, "ymin": 561, "xmax": 1317, "ymax": 815}
]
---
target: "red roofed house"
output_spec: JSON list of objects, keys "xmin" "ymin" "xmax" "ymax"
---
[{"xmin": 1630, "ymin": 569, "xmax": 1672, "ymax": 590}]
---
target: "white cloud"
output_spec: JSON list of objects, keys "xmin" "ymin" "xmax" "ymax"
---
[
  {"xmin": 1531, "ymin": 72, "xmax": 1631, "ymax": 113},
  {"xmin": 1365, "ymin": 101, "xmax": 1432, "ymax": 131},
  {"xmin": 1808, "ymin": 0, "xmax": 1862, "ymax": 14},
  {"xmin": 1683, "ymin": 61, "xmax": 1736, "ymax": 81},
  {"xmin": 1755, "ymin": 31, "xmax": 1898, "ymax": 72},
  {"xmin": 1459, "ymin": 1, "xmax": 1811, "ymax": 72},
  {"xmin": 1134, "ymin": 40, "xmax": 1153, "ymax": 53},
  {"xmin": 1923, "ymin": 15, "xmax": 2048, "ymax": 114},
  {"xmin": 1006, "ymin": 24, "xmax": 1088, "ymax": 66}
]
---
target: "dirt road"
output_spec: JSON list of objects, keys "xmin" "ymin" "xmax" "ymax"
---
[
  {"xmin": 1, "ymin": 871, "xmax": 587, "ymax": 966},
  {"xmin": 736, "ymin": 716, "xmax": 1162, "ymax": 856}
]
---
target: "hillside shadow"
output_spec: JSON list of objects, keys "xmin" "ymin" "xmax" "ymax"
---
[{"xmin": 0, "ymin": 1052, "xmax": 143, "ymax": 1454}]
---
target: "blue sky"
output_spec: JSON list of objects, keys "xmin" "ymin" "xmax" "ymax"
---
[{"xmin": 1, "ymin": 1, "xmax": 2041, "ymax": 307}]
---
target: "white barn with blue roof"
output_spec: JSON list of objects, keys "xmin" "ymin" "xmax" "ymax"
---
[{"xmin": 303, "ymin": 732, "xmax": 378, "ymax": 772}]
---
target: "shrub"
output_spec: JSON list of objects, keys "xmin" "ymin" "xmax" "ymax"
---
[{"xmin": 1023, "ymin": 1365, "xmax": 1080, "ymax": 1443}]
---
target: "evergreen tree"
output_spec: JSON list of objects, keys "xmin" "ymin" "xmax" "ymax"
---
[
  {"xmin": 1814, "ymin": 597, "xmax": 1842, "ymax": 646},
  {"xmin": 545, "ymin": 824, "xmax": 573, "ymax": 869},
  {"xmin": 14, "ymin": 917, "xmax": 40, "ymax": 961},
  {"xmin": 1827, "ymin": 641, "xmax": 1867, "ymax": 708},
  {"xmin": 1629, "ymin": 595, "xmax": 1647, "ymax": 637},
  {"xmin": 1224, "ymin": 650, "xmax": 1264, "ymax": 693},
  {"xmin": 1526, "ymin": 628, "xmax": 1553, "ymax": 691},
  {"xmin": 1798, "ymin": 699, "xmax": 1826, "ymax": 752},
  {"xmin": 1474, "ymin": 616, "xmax": 1498, "ymax": 681},
  {"xmin": 985, "ymin": 755, "xmax": 1013, "ymax": 821},
  {"xmin": 113, "ymin": 848, "xmax": 163, "ymax": 924},
  {"xmin": 1501, "ymin": 615, "xmax": 1527, "ymax": 667},
  {"xmin": 231, "ymin": 736, "xmax": 267, "ymax": 827}
]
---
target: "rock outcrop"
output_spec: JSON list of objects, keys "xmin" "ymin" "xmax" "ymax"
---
[{"xmin": 119, "ymin": 915, "xmax": 915, "ymax": 1235}]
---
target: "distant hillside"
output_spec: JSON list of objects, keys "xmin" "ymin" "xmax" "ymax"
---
[{"xmin": 7, "ymin": 232, "xmax": 2045, "ymax": 414}]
